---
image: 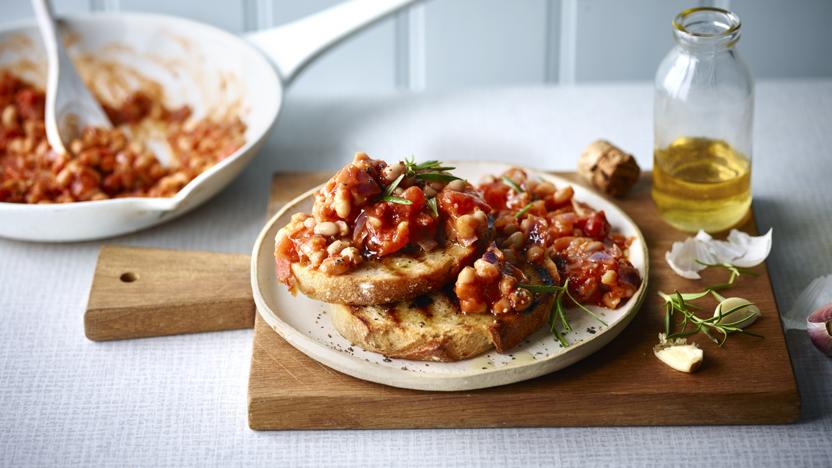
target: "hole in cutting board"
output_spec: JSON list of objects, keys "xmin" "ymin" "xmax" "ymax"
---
[{"xmin": 120, "ymin": 272, "xmax": 139, "ymax": 283}]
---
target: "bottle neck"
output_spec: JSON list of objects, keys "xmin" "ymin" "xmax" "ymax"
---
[{"xmin": 672, "ymin": 7, "xmax": 741, "ymax": 53}]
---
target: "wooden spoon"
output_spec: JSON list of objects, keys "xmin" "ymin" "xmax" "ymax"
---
[{"xmin": 32, "ymin": 0, "xmax": 112, "ymax": 154}]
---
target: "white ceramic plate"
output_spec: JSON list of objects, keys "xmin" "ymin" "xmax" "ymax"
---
[{"xmin": 251, "ymin": 161, "xmax": 649, "ymax": 391}]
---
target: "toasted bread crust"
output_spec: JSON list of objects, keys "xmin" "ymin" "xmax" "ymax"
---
[
  {"xmin": 331, "ymin": 294, "xmax": 494, "ymax": 362},
  {"xmin": 292, "ymin": 243, "xmax": 480, "ymax": 306},
  {"xmin": 488, "ymin": 264, "xmax": 556, "ymax": 352},
  {"xmin": 489, "ymin": 295, "xmax": 554, "ymax": 352},
  {"xmin": 331, "ymin": 290, "xmax": 554, "ymax": 362}
]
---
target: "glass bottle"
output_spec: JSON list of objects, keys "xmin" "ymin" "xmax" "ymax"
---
[{"xmin": 653, "ymin": 7, "xmax": 753, "ymax": 233}]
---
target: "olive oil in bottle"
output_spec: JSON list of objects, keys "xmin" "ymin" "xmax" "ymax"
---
[
  {"xmin": 652, "ymin": 137, "xmax": 751, "ymax": 232},
  {"xmin": 653, "ymin": 7, "xmax": 754, "ymax": 233}
]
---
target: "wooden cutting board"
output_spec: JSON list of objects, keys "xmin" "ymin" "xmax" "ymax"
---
[
  {"xmin": 84, "ymin": 170, "xmax": 799, "ymax": 429},
  {"xmin": 85, "ymin": 246, "xmax": 253, "ymax": 341},
  {"xmin": 248, "ymin": 171, "xmax": 798, "ymax": 430}
]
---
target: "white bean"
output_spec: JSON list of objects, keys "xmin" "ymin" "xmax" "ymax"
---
[
  {"xmin": 314, "ymin": 221, "xmax": 338, "ymax": 237},
  {"xmin": 340, "ymin": 247, "xmax": 360, "ymax": 260},
  {"xmin": 327, "ymin": 240, "xmax": 348, "ymax": 255},
  {"xmin": 2, "ymin": 105, "xmax": 17, "ymax": 127},
  {"xmin": 447, "ymin": 179, "xmax": 467, "ymax": 192},
  {"xmin": 336, "ymin": 220, "xmax": 349, "ymax": 236},
  {"xmin": 601, "ymin": 270, "xmax": 618, "ymax": 286},
  {"xmin": 474, "ymin": 259, "xmax": 499, "ymax": 280},
  {"xmin": 458, "ymin": 267, "xmax": 476, "ymax": 284},
  {"xmin": 334, "ymin": 187, "xmax": 351, "ymax": 218},
  {"xmin": 553, "ymin": 186, "xmax": 574, "ymax": 205},
  {"xmin": 382, "ymin": 163, "xmax": 405, "ymax": 182}
]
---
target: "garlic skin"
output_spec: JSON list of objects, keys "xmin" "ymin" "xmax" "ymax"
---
[
  {"xmin": 726, "ymin": 230, "xmax": 773, "ymax": 268},
  {"xmin": 665, "ymin": 229, "xmax": 772, "ymax": 279},
  {"xmin": 807, "ymin": 304, "xmax": 832, "ymax": 357},
  {"xmin": 654, "ymin": 334, "xmax": 704, "ymax": 373},
  {"xmin": 713, "ymin": 297, "xmax": 760, "ymax": 329}
]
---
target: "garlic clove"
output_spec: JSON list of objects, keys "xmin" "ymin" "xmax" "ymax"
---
[
  {"xmin": 654, "ymin": 344, "xmax": 703, "ymax": 373},
  {"xmin": 807, "ymin": 303, "xmax": 832, "ymax": 357},
  {"xmin": 654, "ymin": 334, "xmax": 703, "ymax": 373},
  {"xmin": 713, "ymin": 297, "xmax": 760, "ymax": 329}
]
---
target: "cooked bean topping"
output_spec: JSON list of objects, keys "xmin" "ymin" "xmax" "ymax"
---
[
  {"xmin": 275, "ymin": 153, "xmax": 490, "ymax": 284},
  {"xmin": 0, "ymin": 72, "xmax": 245, "ymax": 203},
  {"xmin": 455, "ymin": 245, "xmax": 537, "ymax": 315},
  {"xmin": 456, "ymin": 168, "xmax": 641, "ymax": 315}
]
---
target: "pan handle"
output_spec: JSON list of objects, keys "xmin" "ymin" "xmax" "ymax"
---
[{"xmin": 245, "ymin": 0, "xmax": 421, "ymax": 85}]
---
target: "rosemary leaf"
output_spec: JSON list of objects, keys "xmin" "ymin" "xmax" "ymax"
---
[
  {"xmin": 411, "ymin": 160, "xmax": 441, "ymax": 170},
  {"xmin": 514, "ymin": 203, "xmax": 534, "ymax": 219},
  {"xmin": 381, "ymin": 196, "xmax": 413, "ymax": 205},
  {"xmin": 501, "ymin": 175, "xmax": 524, "ymax": 193},
  {"xmin": 426, "ymin": 197, "xmax": 439, "ymax": 217},
  {"xmin": 678, "ymin": 291, "xmax": 711, "ymax": 301},
  {"xmin": 709, "ymin": 289, "xmax": 727, "ymax": 302},
  {"xmin": 550, "ymin": 314, "xmax": 569, "ymax": 348},
  {"xmin": 382, "ymin": 173, "xmax": 405, "ymax": 198},
  {"xmin": 556, "ymin": 291, "xmax": 572, "ymax": 332},
  {"xmin": 415, "ymin": 172, "xmax": 460, "ymax": 182},
  {"xmin": 563, "ymin": 283, "xmax": 608, "ymax": 327}
]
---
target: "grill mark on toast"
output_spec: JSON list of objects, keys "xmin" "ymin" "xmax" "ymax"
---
[{"xmin": 385, "ymin": 306, "xmax": 401, "ymax": 325}]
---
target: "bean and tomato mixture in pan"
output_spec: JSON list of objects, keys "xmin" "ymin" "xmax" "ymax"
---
[{"xmin": 0, "ymin": 71, "xmax": 245, "ymax": 203}]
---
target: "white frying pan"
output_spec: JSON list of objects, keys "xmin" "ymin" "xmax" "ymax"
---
[{"xmin": 0, "ymin": 0, "xmax": 418, "ymax": 242}]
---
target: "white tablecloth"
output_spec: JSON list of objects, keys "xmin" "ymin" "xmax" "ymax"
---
[{"xmin": 1, "ymin": 80, "xmax": 831, "ymax": 467}]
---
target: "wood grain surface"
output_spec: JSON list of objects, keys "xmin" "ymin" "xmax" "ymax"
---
[
  {"xmin": 85, "ymin": 246, "xmax": 254, "ymax": 341},
  {"xmin": 247, "ymin": 171, "xmax": 799, "ymax": 430}
]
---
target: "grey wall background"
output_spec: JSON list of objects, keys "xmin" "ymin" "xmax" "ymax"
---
[{"xmin": 2, "ymin": 0, "xmax": 831, "ymax": 95}]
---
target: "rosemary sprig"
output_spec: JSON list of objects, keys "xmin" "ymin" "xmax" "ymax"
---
[
  {"xmin": 694, "ymin": 261, "xmax": 758, "ymax": 291},
  {"xmin": 514, "ymin": 202, "xmax": 534, "ymax": 219},
  {"xmin": 660, "ymin": 291, "xmax": 762, "ymax": 345},
  {"xmin": 659, "ymin": 263, "xmax": 762, "ymax": 346},
  {"xmin": 403, "ymin": 157, "xmax": 460, "ymax": 183},
  {"xmin": 380, "ymin": 157, "xmax": 459, "ymax": 206},
  {"xmin": 379, "ymin": 172, "xmax": 412, "ymax": 204},
  {"xmin": 501, "ymin": 175, "xmax": 524, "ymax": 193},
  {"xmin": 405, "ymin": 158, "xmax": 455, "ymax": 172},
  {"xmin": 518, "ymin": 279, "xmax": 607, "ymax": 347}
]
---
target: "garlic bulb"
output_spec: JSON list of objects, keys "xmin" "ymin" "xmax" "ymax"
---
[{"xmin": 807, "ymin": 304, "xmax": 832, "ymax": 357}]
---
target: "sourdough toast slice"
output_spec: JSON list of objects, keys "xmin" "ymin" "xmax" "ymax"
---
[
  {"xmin": 331, "ymin": 293, "xmax": 494, "ymax": 362},
  {"xmin": 292, "ymin": 242, "xmax": 481, "ymax": 306},
  {"xmin": 275, "ymin": 153, "xmax": 493, "ymax": 306},
  {"xmin": 331, "ymin": 291, "xmax": 554, "ymax": 362}
]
